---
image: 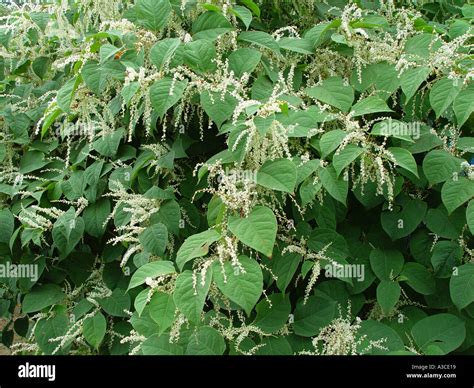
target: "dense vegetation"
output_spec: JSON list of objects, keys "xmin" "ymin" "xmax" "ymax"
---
[{"xmin": 0, "ymin": 0, "xmax": 473, "ymax": 355}]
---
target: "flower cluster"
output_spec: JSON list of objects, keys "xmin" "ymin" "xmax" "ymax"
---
[{"xmin": 300, "ymin": 305, "xmax": 387, "ymax": 355}]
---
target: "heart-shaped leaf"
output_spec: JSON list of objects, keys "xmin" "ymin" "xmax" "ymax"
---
[
  {"xmin": 228, "ymin": 206, "xmax": 277, "ymax": 257},
  {"xmin": 213, "ymin": 255, "xmax": 263, "ymax": 315}
]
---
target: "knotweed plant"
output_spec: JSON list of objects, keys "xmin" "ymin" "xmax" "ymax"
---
[{"xmin": 0, "ymin": 0, "xmax": 472, "ymax": 357}]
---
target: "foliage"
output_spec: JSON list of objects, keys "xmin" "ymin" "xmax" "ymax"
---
[{"xmin": 0, "ymin": 0, "xmax": 473, "ymax": 356}]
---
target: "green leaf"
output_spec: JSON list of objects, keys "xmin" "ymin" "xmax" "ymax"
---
[
  {"xmin": 254, "ymin": 293, "xmax": 291, "ymax": 333},
  {"xmin": 404, "ymin": 33, "xmax": 442, "ymax": 60},
  {"xmin": 155, "ymin": 200, "xmax": 181, "ymax": 235},
  {"xmin": 213, "ymin": 255, "xmax": 263, "ymax": 315},
  {"xmin": 149, "ymin": 291, "xmax": 175, "ymax": 332},
  {"xmin": 83, "ymin": 198, "xmax": 110, "ymax": 238},
  {"xmin": 121, "ymin": 82, "xmax": 140, "ymax": 105},
  {"xmin": 429, "ymin": 78, "xmax": 461, "ymax": 118},
  {"xmin": 388, "ymin": 147, "xmax": 419, "ymax": 177},
  {"xmin": 462, "ymin": 3, "xmax": 474, "ymax": 17},
  {"xmin": 228, "ymin": 48, "xmax": 261, "ymax": 78},
  {"xmin": 467, "ymin": 200, "xmax": 474, "ymax": 235},
  {"xmin": 431, "ymin": 241, "xmax": 462, "ymax": 278},
  {"xmin": 128, "ymin": 261, "xmax": 175, "ymax": 290},
  {"xmin": 134, "ymin": 289, "xmax": 149, "ymax": 316},
  {"xmin": 411, "ymin": 314, "xmax": 466, "ymax": 354},
  {"xmin": 293, "ymin": 296, "xmax": 337, "ymax": 337},
  {"xmin": 138, "ymin": 223, "xmax": 168, "ymax": 256},
  {"xmin": 376, "ymin": 281, "xmax": 401, "ymax": 315},
  {"xmin": 333, "ymin": 144, "xmax": 364, "ymax": 176},
  {"xmin": 273, "ymin": 252, "xmax": 301, "ymax": 293},
  {"xmin": 238, "ymin": 31, "xmax": 280, "ymax": 54},
  {"xmin": 34, "ymin": 313, "xmax": 70, "ymax": 355},
  {"xmin": 184, "ymin": 40, "xmax": 217, "ymax": 73},
  {"xmin": 351, "ymin": 96, "xmax": 393, "ymax": 117},
  {"xmin": 29, "ymin": 11, "xmax": 50, "ymax": 31},
  {"xmin": 255, "ymin": 337, "xmax": 292, "ymax": 355},
  {"xmin": 142, "ymin": 334, "xmax": 184, "ymax": 355},
  {"xmin": 83, "ymin": 312, "xmax": 107, "ymax": 349},
  {"xmin": 81, "ymin": 61, "xmax": 110, "ymax": 95},
  {"xmin": 0, "ymin": 209, "xmax": 14, "ymax": 244},
  {"xmin": 304, "ymin": 21, "xmax": 334, "ymax": 47},
  {"xmin": 99, "ymin": 289, "xmax": 130, "ymax": 317},
  {"xmin": 425, "ymin": 207, "xmax": 464, "ymax": 239},
  {"xmin": 319, "ymin": 129, "xmax": 346, "ymax": 158},
  {"xmin": 150, "ymin": 77, "xmax": 188, "ymax": 119},
  {"xmin": 400, "ymin": 262, "xmax": 436, "ymax": 295},
  {"xmin": 32, "ymin": 56, "xmax": 50, "ymax": 79},
  {"xmin": 299, "ymin": 177, "xmax": 322, "ymax": 207},
  {"xmin": 19, "ymin": 150, "xmax": 47, "ymax": 173},
  {"xmin": 381, "ymin": 197, "xmax": 427, "ymax": 240},
  {"xmin": 207, "ymin": 195, "xmax": 225, "ymax": 227},
  {"xmin": 72, "ymin": 299, "xmax": 94, "ymax": 320},
  {"xmin": 308, "ymin": 228, "xmax": 349, "ymax": 261},
  {"xmin": 200, "ymin": 90, "xmax": 238, "ymax": 128},
  {"xmin": 441, "ymin": 176, "xmax": 474, "ymax": 214},
  {"xmin": 422, "ymin": 150, "xmax": 463, "ymax": 185},
  {"xmin": 296, "ymin": 158, "xmax": 320, "ymax": 185},
  {"xmin": 23, "ymin": 284, "xmax": 64, "ymax": 314},
  {"xmin": 350, "ymin": 63, "xmax": 399, "ymax": 97},
  {"xmin": 278, "ymin": 37, "xmax": 314, "ymax": 54},
  {"xmin": 99, "ymin": 44, "xmax": 121, "ymax": 64},
  {"xmin": 306, "ymin": 77, "xmax": 354, "ymax": 112},
  {"xmin": 150, "ymin": 38, "xmax": 180, "ymax": 70},
  {"xmin": 228, "ymin": 206, "xmax": 277, "ymax": 257},
  {"xmin": 192, "ymin": 11, "xmax": 232, "ymax": 40},
  {"xmin": 450, "ymin": 263, "xmax": 474, "ymax": 310},
  {"xmin": 257, "ymin": 158, "xmax": 297, "ymax": 193},
  {"xmin": 173, "ymin": 269, "xmax": 211, "ymax": 323},
  {"xmin": 61, "ymin": 171, "xmax": 85, "ymax": 201},
  {"xmin": 401, "ymin": 127, "xmax": 444, "ymax": 154},
  {"xmin": 352, "ymin": 180, "xmax": 385, "ymax": 209},
  {"xmin": 176, "ymin": 229, "xmax": 221, "ymax": 271},
  {"xmin": 352, "ymin": 15, "xmax": 388, "ymax": 28},
  {"xmin": 232, "ymin": 5, "xmax": 252, "ymax": 29},
  {"xmin": 0, "ymin": 143, "xmax": 6, "ymax": 164},
  {"xmin": 92, "ymin": 129, "xmax": 124, "ymax": 157},
  {"xmin": 370, "ymin": 249, "xmax": 404, "ymax": 281},
  {"xmin": 56, "ymin": 77, "xmax": 79, "ymax": 113},
  {"xmin": 319, "ymin": 165, "xmax": 348, "ymax": 205},
  {"xmin": 135, "ymin": 0, "xmax": 171, "ymax": 31},
  {"xmin": 453, "ymin": 85, "xmax": 474, "ymax": 126},
  {"xmin": 130, "ymin": 307, "xmax": 160, "ymax": 337},
  {"xmin": 400, "ymin": 67, "xmax": 430, "ymax": 101},
  {"xmin": 352, "ymin": 63, "xmax": 399, "ymax": 99},
  {"xmin": 240, "ymin": 0, "xmax": 260, "ymax": 17},
  {"xmin": 52, "ymin": 208, "xmax": 85, "ymax": 256},
  {"xmin": 186, "ymin": 326, "xmax": 226, "ymax": 355},
  {"xmin": 457, "ymin": 138, "xmax": 474, "ymax": 152}
]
